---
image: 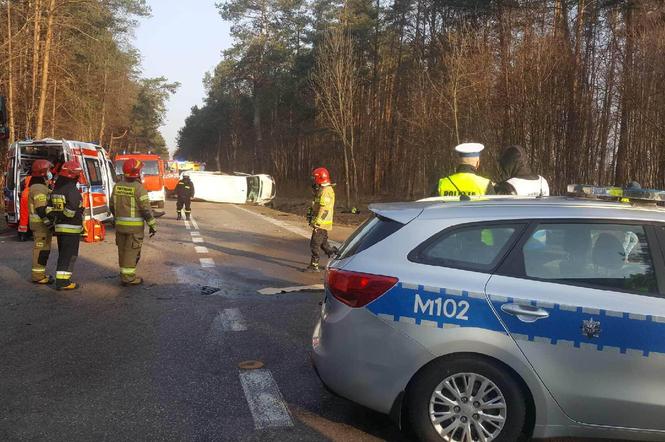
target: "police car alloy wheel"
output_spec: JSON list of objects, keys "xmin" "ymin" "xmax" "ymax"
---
[{"xmin": 407, "ymin": 356, "xmax": 526, "ymax": 442}]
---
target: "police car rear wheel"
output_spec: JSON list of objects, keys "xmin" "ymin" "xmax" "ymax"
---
[{"xmin": 407, "ymin": 356, "xmax": 526, "ymax": 442}]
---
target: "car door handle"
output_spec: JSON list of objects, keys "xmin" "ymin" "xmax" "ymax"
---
[{"xmin": 500, "ymin": 303, "xmax": 550, "ymax": 323}]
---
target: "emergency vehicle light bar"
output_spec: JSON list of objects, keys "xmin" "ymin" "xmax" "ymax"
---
[{"xmin": 567, "ymin": 184, "xmax": 665, "ymax": 203}]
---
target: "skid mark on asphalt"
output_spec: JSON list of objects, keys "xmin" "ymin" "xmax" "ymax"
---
[{"xmin": 239, "ymin": 369, "xmax": 294, "ymax": 429}]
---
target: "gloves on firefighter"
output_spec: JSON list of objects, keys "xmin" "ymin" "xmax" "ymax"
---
[
  {"xmin": 42, "ymin": 218, "xmax": 53, "ymax": 229},
  {"xmin": 149, "ymin": 225, "xmax": 157, "ymax": 238}
]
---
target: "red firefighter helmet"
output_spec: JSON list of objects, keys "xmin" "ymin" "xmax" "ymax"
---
[
  {"xmin": 312, "ymin": 167, "xmax": 331, "ymax": 185},
  {"xmin": 122, "ymin": 158, "xmax": 144, "ymax": 179},
  {"xmin": 31, "ymin": 159, "xmax": 53, "ymax": 177},
  {"xmin": 59, "ymin": 160, "xmax": 83, "ymax": 179}
]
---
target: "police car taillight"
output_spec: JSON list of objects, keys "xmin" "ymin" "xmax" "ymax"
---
[{"xmin": 326, "ymin": 269, "xmax": 398, "ymax": 308}]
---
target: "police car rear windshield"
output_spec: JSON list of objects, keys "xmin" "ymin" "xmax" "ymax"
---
[{"xmin": 337, "ymin": 215, "xmax": 404, "ymax": 259}]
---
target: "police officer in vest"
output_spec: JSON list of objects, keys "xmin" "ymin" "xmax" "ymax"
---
[
  {"xmin": 110, "ymin": 159, "xmax": 157, "ymax": 286},
  {"xmin": 494, "ymin": 145, "xmax": 550, "ymax": 196},
  {"xmin": 435, "ymin": 143, "xmax": 495, "ymax": 198},
  {"xmin": 50, "ymin": 160, "xmax": 84, "ymax": 290},
  {"xmin": 175, "ymin": 175, "xmax": 195, "ymax": 220},
  {"xmin": 28, "ymin": 160, "xmax": 55, "ymax": 284}
]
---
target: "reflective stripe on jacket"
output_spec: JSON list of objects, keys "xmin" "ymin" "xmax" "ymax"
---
[
  {"xmin": 28, "ymin": 183, "xmax": 51, "ymax": 229},
  {"xmin": 50, "ymin": 180, "xmax": 83, "ymax": 235},
  {"xmin": 312, "ymin": 185, "xmax": 335, "ymax": 231},
  {"xmin": 437, "ymin": 172, "xmax": 492, "ymax": 197},
  {"xmin": 111, "ymin": 180, "xmax": 156, "ymax": 234}
]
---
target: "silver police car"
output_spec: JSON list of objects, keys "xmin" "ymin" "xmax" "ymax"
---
[{"xmin": 312, "ymin": 191, "xmax": 665, "ymax": 441}]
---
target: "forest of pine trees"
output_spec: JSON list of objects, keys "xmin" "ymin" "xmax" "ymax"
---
[
  {"xmin": 0, "ymin": 0, "xmax": 177, "ymax": 157},
  {"xmin": 176, "ymin": 0, "xmax": 665, "ymax": 207}
]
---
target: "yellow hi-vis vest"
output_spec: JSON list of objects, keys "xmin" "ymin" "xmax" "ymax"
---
[
  {"xmin": 312, "ymin": 185, "xmax": 335, "ymax": 231},
  {"xmin": 437, "ymin": 172, "xmax": 491, "ymax": 197}
]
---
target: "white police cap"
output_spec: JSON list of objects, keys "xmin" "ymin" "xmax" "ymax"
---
[{"xmin": 454, "ymin": 142, "xmax": 485, "ymax": 158}]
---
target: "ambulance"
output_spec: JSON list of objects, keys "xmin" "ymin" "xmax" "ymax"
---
[{"xmin": 3, "ymin": 139, "xmax": 115, "ymax": 229}]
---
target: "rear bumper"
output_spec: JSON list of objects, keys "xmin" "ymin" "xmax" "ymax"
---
[{"xmin": 312, "ymin": 294, "xmax": 432, "ymax": 414}]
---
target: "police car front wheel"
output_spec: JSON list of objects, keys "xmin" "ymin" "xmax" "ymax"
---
[{"xmin": 406, "ymin": 355, "xmax": 527, "ymax": 442}]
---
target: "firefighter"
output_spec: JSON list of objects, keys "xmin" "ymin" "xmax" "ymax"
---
[
  {"xmin": 175, "ymin": 175, "xmax": 195, "ymax": 220},
  {"xmin": 50, "ymin": 160, "xmax": 84, "ymax": 290},
  {"xmin": 305, "ymin": 167, "xmax": 338, "ymax": 272},
  {"xmin": 494, "ymin": 145, "xmax": 550, "ymax": 196},
  {"xmin": 28, "ymin": 160, "xmax": 54, "ymax": 284},
  {"xmin": 434, "ymin": 142, "xmax": 495, "ymax": 198},
  {"xmin": 110, "ymin": 158, "xmax": 157, "ymax": 286}
]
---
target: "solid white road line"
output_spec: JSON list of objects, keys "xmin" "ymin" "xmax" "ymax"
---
[
  {"xmin": 190, "ymin": 216, "xmax": 199, "ymax": 230},
  {"xmin": 239, "ymin": 369, "xmax": 294, "ymax": 430},
  {"xmin": 195, "ymin": 246, "xmax": 209, "ymax": 254},
  {"xmin": 200, "ymin": 257, "xmax": 215, "ymax": 268},
  {"xmin": 192, "ymin": 237, "xmax": 204, "ymax": 243},
  {"xmin": 233, "ymin": 205, "xmax": 342, "ymax": 247},
  {"xmin": 258, "ymin": 284, "xmax": 325, "ymax": 295},
  {"xmin": 233, "ymin": 205, "xmax": 311, "ymax": 239},
  {"xmin": 184, "ymin": 220, "xmax": 191, "ymax": 230}
]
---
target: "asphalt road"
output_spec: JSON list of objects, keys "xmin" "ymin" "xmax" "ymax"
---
[
  {"xmin": 0, "ymin": 201, "xmax": 409, "ymax": 441},
  {"xmin": 0, "ymin": 201, "xmax": 617, "ymax": 442}
]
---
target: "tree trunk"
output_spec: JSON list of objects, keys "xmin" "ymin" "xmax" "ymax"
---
[
  {"xmin": 30, "ymin": 0, "xmax": 43, "ymax": 135},
  {"xmin": 615, "ymin": 2, "xmax": 634, "ymax": 186},
  {"xmin": 35, "ymin": 0, "xmax": 56, "ymax": 139},
  {"xmin": 50, "ymin": 77, "xmax": 57, "ymax": 138},
  {"xmin": 7, "ymin": 0, "xmax": 16, "ymax": 143},
  {"xmin": 98, "ymin": 61, "xmax": 108, "ymax": 144}
]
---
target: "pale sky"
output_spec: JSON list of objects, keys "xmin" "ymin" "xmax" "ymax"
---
[{"xmin": 134, "ymin": 0, "xmax": 233, "ymax": 155}]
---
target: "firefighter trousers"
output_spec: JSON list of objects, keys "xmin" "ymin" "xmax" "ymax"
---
[
  {"xmin": 31, "ymin": 225, "xmax": 52, "ymax": 281},
  {"xmin": 310, "ymin": 228, "xmax": 335, "ymax": 264},
  {"xmin": 55, "ymin": 234, "xmax": 79, "ymax": 288},
  {"xmin": 177, "ymin": 198, "xmax": 192, "ymax": 217},
  {"xmin": 116, "ymin": 232, "xmax": 144, "ymax": 283}
]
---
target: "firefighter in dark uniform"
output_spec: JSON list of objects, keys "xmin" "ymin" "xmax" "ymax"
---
[
  {"xmin": 175, "ymin": 175, "xmax": 195, "ymax": 220},
  {"xmin": 110, "ymin": 158, "xmax": 157, "ymax": 286},
  {"xmin": 28, "ymin": 159, "xmax": 55, "ymax": 284},
  {"xmin": 305, "ymin": 167, "xmax": 338, "ymax": 272},
  {"xmin": 50, "ymin": 160, "xmax": 84, "ymax": 290},
  {"xmin": 434, "ymin": 143, "xmax": 495, "ymax": 198}
]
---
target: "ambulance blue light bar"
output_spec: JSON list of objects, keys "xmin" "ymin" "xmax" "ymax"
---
[{"xmin": 567, "ymin": 184, "xmax": 665, "ymax": 202}]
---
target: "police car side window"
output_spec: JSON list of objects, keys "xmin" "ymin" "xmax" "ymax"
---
[
  {"xmin": 409, "ymin": 224, "xmax": 521, "ymax": 272},
  {"xmin": 522, "ymin": 223, "xmax": 658, "ymax": 294}
]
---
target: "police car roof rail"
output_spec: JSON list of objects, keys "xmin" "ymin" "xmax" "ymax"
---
[{"xmin": 567, "ymin": 184, "xmax": 665, "ymax": 205}]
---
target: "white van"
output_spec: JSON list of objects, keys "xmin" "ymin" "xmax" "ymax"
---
[
  {"xmin": 3, "ymin": 139, "xmax": 115, "ymax": 227},
  {"xmin": 183, "ymin": 171, "xmax": 276, "ymax": 205}
]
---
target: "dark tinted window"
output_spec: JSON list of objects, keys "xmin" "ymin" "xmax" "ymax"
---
[
  {"xmin": 6, "ymin": 158, "xmax": 15, "ymax": 190},
  {"xmin": 410, "ymin": 224, "xmax": 522, "ymax": 272},
  {"xmin": 522, "ymin": 223, "xmax": 657, "ymax": 293},
  {"xmin": 337, "ymin": 215, "xmax": 404, "ymax": 259},
  {"xmin": 85, "ymin": 159, "xmax": 103, "ymax": 186}
]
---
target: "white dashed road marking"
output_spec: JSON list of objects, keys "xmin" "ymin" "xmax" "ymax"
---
[
  {"xmin": 200, "ymin": 258, "xmax": 215, "ymax": 268},
  {"xmin": 258, "ymin": 284, "xmax": 325, "ymax": 295},
  {"xmin": 184, "ymin": 220, "xmax": 191, "ymax": 230},
  {"xmin": 190, "ymin": 216, "xmax": 199, "ymax": 230},
  {"xmin": 191, "ymin": 231, "xmax": 201, "ymax": 236},
  {"xmin": 239, "ymin": 369, "xmax": 294, "ymax": 429},
  {"xmin": 195, "ymin": 246, "xmax": 209, "ymax": 254},
  {"xmin": 192, "ymin": 237, "xmax": 204, "ymax": 243}
]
